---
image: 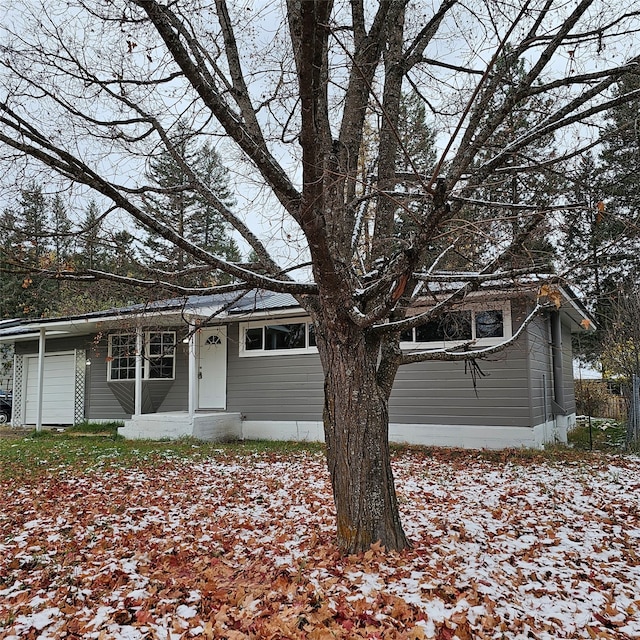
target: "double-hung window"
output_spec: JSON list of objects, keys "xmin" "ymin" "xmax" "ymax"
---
[
  {"xmin": 108, "ymin": 331, "xmax": 176, "ymax": 380},
  {"xmin": 240, "ymin": 319, "xmax": 317, "ymax": 356},
  {"xmin": 400, "ymin": 303, "xmax": 511, "ymax": 348}
]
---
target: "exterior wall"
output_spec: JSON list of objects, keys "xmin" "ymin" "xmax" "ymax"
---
[
  {"xmin": 85, "ymin": 336, "xmax": 129, "ymax": 421},
  {"xmin": 85, "ymin": 334, "xmax": 189, "ymax": 420},
  {"xmin": 227, "ymin": 321, "xmax": 533, "ymax": 429},
  {"xmin": 524, "ymin": 312, "xmax": 578, "ymax": 445},
  {"xmin": 525, "ymin": 314, "xmax": 553, "ymax": 429},
  {"xmin": 389, "ymin": 349, "xmax": 531, "ymax": 427},
  {"xmin": 12, "ymin": 308, "xmax": 580, "ymax": 448},
  {"xmin": 226, "ymin": 323, "xmax": 325, "ymax": 422},
  {"xmin": 562, "ymin": 321, "xmax": 577, "ymax": 415}
]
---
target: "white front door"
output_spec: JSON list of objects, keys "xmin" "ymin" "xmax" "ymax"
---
[{"xmin": 198, "ymin": 326, "xmax": 227, "ymax": 409}]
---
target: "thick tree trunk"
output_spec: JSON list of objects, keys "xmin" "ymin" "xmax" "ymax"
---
[{"xmin": 316, "ymin": 324, "xmax": 410, "ymax": 554}]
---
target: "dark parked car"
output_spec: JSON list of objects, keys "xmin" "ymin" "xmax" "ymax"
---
[{"xmin": 0, "ymin": 390, "xmax": 11, "ymax": 424}]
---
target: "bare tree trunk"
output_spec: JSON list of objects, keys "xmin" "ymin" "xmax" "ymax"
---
[{"xmin": 316, "ymin": 323, "xmax": 409, "ymax": 553}]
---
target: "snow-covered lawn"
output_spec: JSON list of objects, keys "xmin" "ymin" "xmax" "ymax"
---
[{"xmin": 1, "ymin": 448, "xmax": 639, "ymax": 639}]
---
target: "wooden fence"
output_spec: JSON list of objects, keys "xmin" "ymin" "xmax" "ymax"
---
[
  {"xmin": 599, "ymin": 395, "xmax": 627, "ymax": 421},
  {"xmin": 575, "ymin": 379, "xmax": 627, "ymax": 421}
]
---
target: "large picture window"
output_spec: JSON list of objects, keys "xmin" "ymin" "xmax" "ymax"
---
[
  {"xmin": 108, "ymin": 331, "xmax": 176, "ymax": 380},
  {"xmin": 401, "ymin": 304, "xmax": 510, "ymax": 347},
  {"xmin": 240, "ymin": 319, "xmax": 317, "ymax": 356}
]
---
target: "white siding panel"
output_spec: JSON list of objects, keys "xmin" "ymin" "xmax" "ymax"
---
[{"xmin": 25, "ymin": 353, "xmax": 75, "ymax": 424}]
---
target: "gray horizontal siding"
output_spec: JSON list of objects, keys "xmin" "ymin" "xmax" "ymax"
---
[
  {"xmin": 15, "ymin": 336, "xmax": 92, "ymax": 355},
  {"xmin": 389, "ymin": 342, "xmax": 531, "ymax": 427},
  {"xmin": 226, "ymin": 324, "xmax": 325, "ymax": 421},
  {"xmin": 562, "ymin": 322, "xmax": 576, "ymax": 414},
  {"xmin": 86, "ymin": 335, "xmax": 188, "ymax": 419},
  {"xmin": 526, "ymin": 314, "xmax": 553, "ymax": 426},
  {"xmin": 227, "ymin": 322, "xmax": 533, "ymax": 428},
  {"xmin": 157, "ymin": 343, "xmax": 188, "ymax": 412},
  {"xmin": 86, "ymin": 335, "xmax": 134, "ymax": 421}
]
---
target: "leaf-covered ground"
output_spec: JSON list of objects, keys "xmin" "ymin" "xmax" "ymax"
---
[{"xmin": 1, "ymin": 444, "xmax": 640, "ymax": 639}]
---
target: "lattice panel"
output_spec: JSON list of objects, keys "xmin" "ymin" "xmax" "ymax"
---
[
  {"xmin": 12, "ymin": 354, "xmax": 24, "ymax": 426},
  {"xmin": 74, "ymin": 349, "xmax": 87, "ymax": 425}
]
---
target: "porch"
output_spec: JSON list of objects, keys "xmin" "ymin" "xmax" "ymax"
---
[{"xmin": 119, "ymin": 411, "xmax": 242, "ymax": 441}]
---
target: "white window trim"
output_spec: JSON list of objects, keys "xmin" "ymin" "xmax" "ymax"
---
[
  {"xmin": 400, "ymin": 301, "xmax": 512, "ymax": 351},
  {"xmin": 239, "ymin": 317, "xmax": 318, "ymax": 357},
  {"xmin": 107, "ymin": 331, "xmax": 177, "ymax": 381}
]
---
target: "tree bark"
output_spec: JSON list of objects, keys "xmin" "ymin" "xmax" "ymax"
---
[{"xmin": 315, "ymin": 320, "xmax": 409, "ymax": 553}]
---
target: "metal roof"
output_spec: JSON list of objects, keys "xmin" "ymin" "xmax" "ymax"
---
[{"xmin": 0, "ymin": 279, "xmax": 595, "ymax": 342}]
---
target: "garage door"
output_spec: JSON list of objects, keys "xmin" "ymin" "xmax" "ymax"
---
[{"xmin": 24, "ymin": 353, "xmax": 76, "ymax": 424}]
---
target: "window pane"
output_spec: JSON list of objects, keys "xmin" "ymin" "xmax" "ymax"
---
[
  {"xmin": 476, "ymin": 310, "xmax": 503, "ymax": 338},
  {"xmin": 414, "ymin": 311, "xmax": 472, "ymax": 342},
  {"xmin": 110, "ymin": 334, "xmax": 136, "ymax": 379},
  {"xmin": 442, "ymin": 311, "xmax": 472, "ymax": 340},
  {"xmin": 148, "ymin": 331, "xmax": 175, "ymax": 379},
  {"xmin": 265, "ymin": 323, "xmax": 306, "ymax": 350},
  {"xmin": 400, "ymin": 328, "xmax": 414, "ymax": 342},
  {"xmin": 148, "ymin": 332, "xmax": 162, "ymax": 356},
  {"xmin": 245, "ymin": 327, "xmax": 263, "ymax": 350},
  {"xmin": 149, "ymin": 358, "xmax": 174, "ymax": 379},
  {"xmin": 415, "ymin": 320, "xmax": 443, "ymax": 342}
]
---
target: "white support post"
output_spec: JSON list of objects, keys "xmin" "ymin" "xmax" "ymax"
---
[
  {"xmin": 188, "ymin": 325, "xmax": 198, "ymax": 417},
  {"xmin": 134, "ymin": 326, "xmax": 143, "ymax": 416},
  {"xmin": 35, "ymin": 328, "xmax": 46, "ymax": 432}
]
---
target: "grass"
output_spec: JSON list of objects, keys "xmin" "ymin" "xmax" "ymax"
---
[
  {"xmin": 0, "ymin": 433, "xmax": 326, "ymax": 482},
  {"xmin": 64, "ymin": 421, "xmax": 124, "ymax": 436},
  {"xmin": 0, "ymin": 417, "xmax": 636, "ymax": 483},
  {"xmin": 568, "ymin": 416, "xmax": 629, "ymax": 452}
]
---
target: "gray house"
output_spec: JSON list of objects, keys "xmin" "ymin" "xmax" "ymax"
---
[{"xmin": 0, "ymin": 282, "xmax": 594, "ymax": 449}]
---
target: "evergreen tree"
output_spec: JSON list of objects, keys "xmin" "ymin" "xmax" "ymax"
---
[
  {"xmin": 377, "ymin": 91, "xmax": 438, "ymax": 268},
  {"xmin": 140, "ymin": 126, "xmax": 239, "ymax": 285},
  {"xmin": 597, "ymin": 71, "xmax": 640, "ymax": 281},
  {"xmin": 50, "ymin": 194, "xmax": 73, "ymax": 268},
  {"xmin": 76, "ymin": 200, "xmax": 106, "ymax": 272},
  {"xmin": 58, "ymin": 203, "xmax": 151, "ymax": 314},
  {"xmin": 461, "ymin": 50, "xmax": 565, "ymax": 270},
  {"xmin": 5, "ymin": 183, "xmax": 57, "ymax": 317},
  {"xmin": 18, "ymin": 181, "xmax": 49, "ymax": 266},
  {"xmin": 395, "ymin": 91, "xmax": 437, "ymax": 175},
  {"xmin": 0, "ymin": 207, "xmax": 23, "ymax": 318},
  {"xmin": 565, "ymin": 72, "xmax": 640, "ymax": 365}
]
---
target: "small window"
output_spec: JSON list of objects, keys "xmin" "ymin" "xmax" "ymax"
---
[
  {"xmin": 240, "ymin": 319, "xmax": 317, "ymax": 356},
  {"xmin": 108, "ymin": 331, "xmax": 176, "ymax": 380},
  {"xmin": 148, "ymin": 331, "xmax": 176, "ymax": 379}
]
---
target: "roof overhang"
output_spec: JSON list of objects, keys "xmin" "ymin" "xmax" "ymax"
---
[{"xmin": 0, "ymin": 280, "xmax": 596, "ymax": 344}]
